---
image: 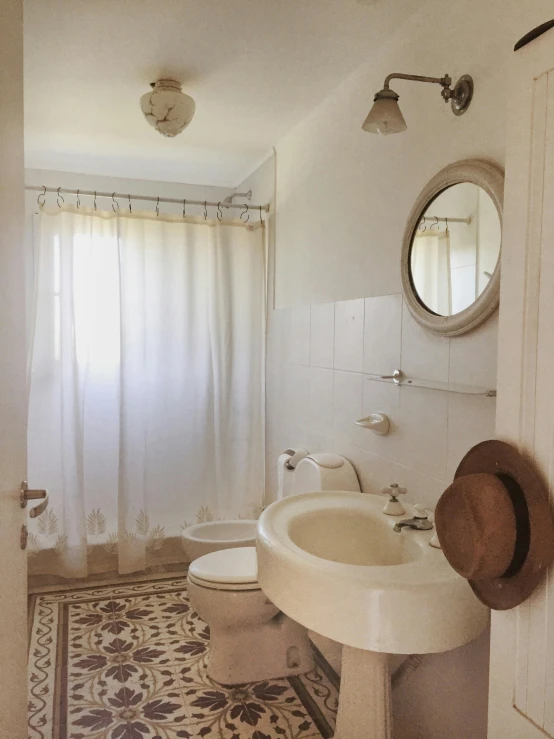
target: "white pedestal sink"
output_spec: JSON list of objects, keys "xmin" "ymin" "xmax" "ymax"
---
[{"xmin": 256, "ymin": 491, "xmax": 489, "ymax": 739}]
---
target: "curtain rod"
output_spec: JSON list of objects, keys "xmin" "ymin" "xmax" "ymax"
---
[
  {"xmin": 420, "ymin": 215, "xmax": 471, "ymax": 224},
  {"xmin": 26, "ymin": 185, "xmax": 270, "ymax": 213}
]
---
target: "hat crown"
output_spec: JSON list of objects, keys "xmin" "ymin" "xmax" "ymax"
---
[{"xmin": 436, "ymin": 473, "xmax": 517, "ymax": 580}]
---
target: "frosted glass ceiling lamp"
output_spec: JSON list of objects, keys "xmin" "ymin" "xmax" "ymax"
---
[
  {"xmin": 140, "ymin": 79, "xmax": 196, "ymax": 138},
  {"xmin": 362, "ymin": 72, "xmax": 473, "ymax": 135}
]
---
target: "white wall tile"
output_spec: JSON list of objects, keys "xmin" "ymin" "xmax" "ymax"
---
[
  {"xmin": 310, "ymin": 303, "xmax": 335, "ymax": 368},
  {"xmin": 285, "ymin": 364, "xmax": 310, "ymax": 428},
  {"xmin": 288, "ymin": 305, "xmax": 311, "ymax": 365},
  {"xmin": 401, "ymin": 302, "xmax": 450, "ymax": 383},
  {"xmin": 266, "ymin": 363, "xmax": 287, "ymax": 435},
  {"xmin": 276, "ymin": 296, "xmax": 495, "ymax": 514},
  {"xmin": 424, "ymin": 627, "xmax": 490, "ymax": 693},
  {"xmin": 449, "ymin": 311, "xmax": 498, "ymax": 389},
  {"xmin": 332, "ymin": 439, "xmax": 446, "ymax": 508},
  {"xmin": 394, "ymin": 629, "xmax": 490, "ymax": 739},
  {"xmin": 334, "ymin": 299, "xmax": 364, "ymax": 372},
  {"xmin": 364, "ymin": 294, "xmax": 402, "ymax": 376},
  {"xmin": 360, "ymin": 376, "xmax": 401, "ymax": 458},
  {"xmin": 291, "ymin": 425, "xmax": 336, "ymax": 457},
  {"xmin": 333, "ymin": 370, "xmax": 366, "ymax": 447},
  {"xmin": 446, "ymin": 394, "xmax": 496, "ymax": 480},
  {"xmin": 395, "ymin": 465, "xmax": 447, "ymax": 509},
  {"xmin": 331, "ymin": 439, "xmax": 397, "ymax": 495},
  {"xmin": 395, "ymin": 386, "xmax": 448, "ymax": 481},
  {"xmin": 309, "ymin": 367, "xmax": 334, "ymax": 436}
]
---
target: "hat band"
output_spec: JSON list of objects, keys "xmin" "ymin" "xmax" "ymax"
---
[{"xmin": 496, "ymin": 473, "xmax": 531, "ymax": 578}]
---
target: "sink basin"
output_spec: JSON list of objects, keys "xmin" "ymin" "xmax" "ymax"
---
[
  {"xmin": 257, "ymin": 491, "xmax": 489, "ymax": 655},
  {"xmin": 288, "ymin": 506, "xmax": 423, "ymax": 566}
]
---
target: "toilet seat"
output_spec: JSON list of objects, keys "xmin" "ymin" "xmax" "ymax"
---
[{"xmin": 188, "ymin": 546, "xmax": 260, "ymax": 592}]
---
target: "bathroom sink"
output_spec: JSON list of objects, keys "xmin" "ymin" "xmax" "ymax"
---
[{"xmin": 257, "ymin": 491, "xmax": 489, "ymax": 655}]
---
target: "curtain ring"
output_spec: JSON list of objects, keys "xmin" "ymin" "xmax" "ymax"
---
[
  {"xmin": 56, "ymin": 187, "xmax": 64, "ymax": 208},
  {"xmin": 37, "ymin": 185, "xmax": 47, "ymax": 207},
  {"xmin": 156, "ymin": 197, "xmax": 160, "ymax": 217},
  {"xmin": 419, "ymin": 217, "xmax": 426, "ymax": 232},
  {"xmin": 217, "ymin": 202, "xmax": 223, "ymax": 221},
  {"xmin": 128, "ymin": 194, "xmax": 132, "ymax": 214},
  {"xmin": 259, "ymin": 205, "xmax": 263, "ymax": 223},
  {"xmin": 94, "ymin": 191, "xmax": 97, "ymax": 211},
  {"xmin": 430, "ymin": 215, "xmax": 439, "ymax": 230},
  {"xmin": 240, "ymin": 204, "xmax": 249, "ymax": 223},
  {"xmin": 445, "ymin": 217, "xmax": 449, "ymax": 234},
  {"xmin": 204, "ymin": 201, "xmax": 208, "ymax": 220},
  {"xmin": 76, "ymin": 189, "xmax": 80, "ymax": 209},
  {"xmin": 112, "ymin": 192, "xmax": 119, "ymax": 212}
]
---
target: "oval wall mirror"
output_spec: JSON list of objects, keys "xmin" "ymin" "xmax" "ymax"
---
[{"xmin": 401, "ymin": 159, "xmax": 504, "ymax": 336}]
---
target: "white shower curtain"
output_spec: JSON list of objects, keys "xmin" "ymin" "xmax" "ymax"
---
[
  {"xmin": 410, "ymin": 230, "xmax": 452, "ymax": 315},
  {"xmin": 27, "ymin": 208, "xmax": 265, "ymax": 578}
]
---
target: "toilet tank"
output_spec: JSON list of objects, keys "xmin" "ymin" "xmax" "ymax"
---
[{"xmin": 293, "ymin": 453, "xmax": 361, "ymax": 494}]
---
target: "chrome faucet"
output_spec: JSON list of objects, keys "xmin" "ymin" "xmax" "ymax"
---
[{"xmin": 393, "ymin": 504, "xmax": 434, "ymax": 533}]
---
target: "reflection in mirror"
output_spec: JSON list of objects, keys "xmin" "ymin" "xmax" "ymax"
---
[{"xmin": 409, "ymin": 183, "xmax": 501, "ymax": 317}]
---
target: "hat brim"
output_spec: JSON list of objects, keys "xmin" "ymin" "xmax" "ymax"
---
[{"xmin": 453, "ymin": 440, "xmax": 554, "ymax": 610}]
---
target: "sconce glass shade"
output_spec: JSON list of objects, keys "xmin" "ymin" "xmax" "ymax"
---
[
  {"xmin": 362, "ymin": 88, "xmax": 407, "ymax": 134},
  {"xmin": 140, "ymin": 79, "xmax": 196, "ymax": 138}
]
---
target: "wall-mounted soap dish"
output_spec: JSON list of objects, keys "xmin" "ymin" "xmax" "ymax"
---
[{"xmin": 354, "ymin": 412, "xmax": 390, "ymax": 435}]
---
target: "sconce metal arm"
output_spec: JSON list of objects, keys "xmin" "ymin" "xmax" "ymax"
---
[{"xmin": 383, "ymin": 73, "xmax": 454, "ymax": 103}]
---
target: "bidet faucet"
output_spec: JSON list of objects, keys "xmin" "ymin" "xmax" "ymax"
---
[{"xmin": 393, "ymin": 504, "xmax": 434, "ymax": 533}]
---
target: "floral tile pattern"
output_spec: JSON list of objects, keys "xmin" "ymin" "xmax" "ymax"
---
[{"xmin": 28, "ymin": 576, "xmax": 339, "ymax": 739}]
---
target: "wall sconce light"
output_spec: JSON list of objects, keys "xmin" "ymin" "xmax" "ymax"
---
[{"xmin": 362, "ymin": 73, "xmax": 473, "ymax": 134}]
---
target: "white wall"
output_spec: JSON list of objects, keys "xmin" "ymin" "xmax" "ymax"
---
[
  {"xmin": 238, "ymin": 1, "xmax": 554, "ymax": 737},
  {"xmin": 273, "ymin": 0, "xmax": 553, "ymax": 309}
]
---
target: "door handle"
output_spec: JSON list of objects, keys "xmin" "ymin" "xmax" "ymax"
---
[{"xmin": 20, "ymin": 480, "xmax": 49, "ymax": 518}]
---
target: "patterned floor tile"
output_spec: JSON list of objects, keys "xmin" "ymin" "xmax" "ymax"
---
[{"xmin": 28, "ymin": 576, "xmax": 338, "ymax": 739}]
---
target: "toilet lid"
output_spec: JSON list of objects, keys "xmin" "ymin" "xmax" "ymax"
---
[{"xmin": 188, "ymin": 546, "xmax": 258, "ymax": 586}]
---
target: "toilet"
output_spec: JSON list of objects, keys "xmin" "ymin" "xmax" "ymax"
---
[{"xmin": 187, "ymin": 452, "xmax": 360, "ymax": 685}]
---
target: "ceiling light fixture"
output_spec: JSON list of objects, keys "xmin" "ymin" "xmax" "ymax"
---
[
  {"xmin": 140, "ymin": 79, "xmax": 196, "ymax": 138},
  {"xmin": 362, "ymin": 72, "xmax": 473, "ymax": 134}
]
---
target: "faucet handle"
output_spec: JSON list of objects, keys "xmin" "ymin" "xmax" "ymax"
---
[
  {"xmin": 381, "ymin": 483, "xmax": 407, "ymax": 516},
  {"xmin": 381, "ymin": 483, "xmax": 407, "ymax": 498},
  {"xmin": 413, "ymin": 504, "xmax": 429, "ymax": 519}
]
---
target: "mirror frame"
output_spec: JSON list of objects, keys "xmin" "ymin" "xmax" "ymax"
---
[{"xmin": 401, "ymin": 158, "xmax": 504, "ymax": 337}]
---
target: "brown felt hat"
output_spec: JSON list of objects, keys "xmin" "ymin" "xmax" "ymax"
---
[{"xmin": 435, "ymin": 440, "xmax": 554, "ymax": 610}]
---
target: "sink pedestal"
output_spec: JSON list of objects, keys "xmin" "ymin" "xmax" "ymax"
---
[{"xmin": 335, "ymin": 646, "xmax": 391, "ymax": 739}]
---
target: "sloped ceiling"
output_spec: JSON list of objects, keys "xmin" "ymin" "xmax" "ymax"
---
[{"xmin": 24, "ymin": 0, "xmax": 420, "ymax": 186}]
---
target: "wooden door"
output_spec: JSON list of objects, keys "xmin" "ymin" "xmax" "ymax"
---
[
  {"xmin": 0, "ymin": 1, "xmax": 29, "ymax": 737},
  {"xmin": 491, "ymin": 22, "xmax": 554, "ymax": 739}
]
